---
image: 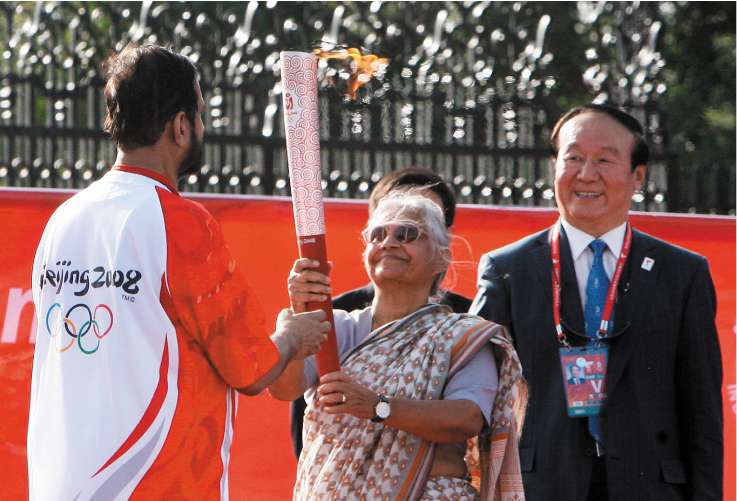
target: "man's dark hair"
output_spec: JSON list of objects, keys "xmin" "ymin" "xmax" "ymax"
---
[
  {"xmin": 369, "ymin": 167, "xmax": 456, "ymax": 228},
  {"xmin": 550, "ymin": 103, "xmax": 649, "ymax": 170},
  {"xmin": 103, "ymin": 44, "xmax": 199, "ymax": 150}
]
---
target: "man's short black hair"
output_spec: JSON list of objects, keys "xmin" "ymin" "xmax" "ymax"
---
[
  {"xmin": 369, "ymin": 167, "xmax": 456, "ymax": 228},
  {"xmin": 550, "ymin": 103, "xmax": 650, "ymax": 170},
  {"xmin": 103, "ymin": 44, "xmax": 199, "ymax": 150}
]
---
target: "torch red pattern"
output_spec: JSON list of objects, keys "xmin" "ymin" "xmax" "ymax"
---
[{"xmin": 281, "ymin": 52, "xmax": 325, "ymax": 237}]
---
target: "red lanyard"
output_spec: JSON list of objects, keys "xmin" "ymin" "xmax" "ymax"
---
[{"xmin": 550, "ymin": 221, "xmax": 632, "ymax": 345}]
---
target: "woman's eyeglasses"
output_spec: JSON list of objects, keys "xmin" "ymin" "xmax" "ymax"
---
[{"xmin": 362, "ymin": 223, "xmax": 423, "ymax": 245}]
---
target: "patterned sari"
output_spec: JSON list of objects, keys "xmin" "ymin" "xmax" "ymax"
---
[{"xmin": 295, "ymin": 304, "xmax": 527, "ymax": 501}]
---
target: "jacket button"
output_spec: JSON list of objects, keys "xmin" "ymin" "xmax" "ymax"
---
[
  {"xmin": 639, "ymin": 471, "xmax": 645, "ymax": 477},
  {"xmin": 585, "ymin": 447, "xmax": 594, "ymax": 457}
]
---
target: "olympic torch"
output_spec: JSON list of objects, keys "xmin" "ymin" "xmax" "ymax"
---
[{"xmin": 280, "ymin": 51, "xmax": 340, "ymax": 375}]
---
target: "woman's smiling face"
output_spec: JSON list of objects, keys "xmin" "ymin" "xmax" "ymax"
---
[{"xmin": 363, "ymin": 204, "xmax": 446, "ymax": 294}]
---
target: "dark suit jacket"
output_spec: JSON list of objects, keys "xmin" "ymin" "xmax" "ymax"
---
[
  {"xmin": 333, "ymin": 283, "xmax": 472, "ymax": 313},
  {"xmin": 289, "ymin": 285, "xmax": 472, "ymax": 458},
  {"xmin": 470, "ymin": 227, "xmax": 723, "ymax": 501}
]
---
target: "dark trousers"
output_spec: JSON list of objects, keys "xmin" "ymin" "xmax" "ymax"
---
[
  {"xmin": 290, "ymin": 397, "xmax": 307, "ymax": 458},
  {"xmin": 587, "ymin": 457, "xmax": 608, "ymax": 501}
]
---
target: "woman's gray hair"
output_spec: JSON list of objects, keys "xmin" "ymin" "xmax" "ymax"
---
[{"xmin": 365, "ymin": 190, "xmax": 451, "ymax": 296}]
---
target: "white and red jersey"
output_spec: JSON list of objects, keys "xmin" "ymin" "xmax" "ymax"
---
[{"xmin": 28, "ymin": 165, "xmax": 279, "ymax": 500}]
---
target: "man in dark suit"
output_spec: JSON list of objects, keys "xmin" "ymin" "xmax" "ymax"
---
[
  {"xmin": 470, "ymin": 104, "xmax": 722, "ymax": 501},
  {"xmin": 289, "ymin": 167, "xmax": 471, "ymax": 457}
]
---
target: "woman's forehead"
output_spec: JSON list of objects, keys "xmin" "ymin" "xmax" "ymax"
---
[
  {"xmin": 390, "ymin": 186, "xmax": 444, "ymax": 208},
  {"xmin": 372, "ymin": 207, "xmax": 424, "ymax": 225}
]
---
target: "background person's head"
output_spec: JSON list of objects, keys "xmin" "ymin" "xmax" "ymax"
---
[
  {"xmin": 363, "ymin": 192, "xmax": 451, "ymax": 297},
  {"xmin": 550, "ymin": 104, "xmax": 648, "ymax": 236},
  {"xmin": 369, "ymin": 167, "xmax": 456, "ymax": 228},
  {"xmin": 103, "ymin": 44, "xmax": 203, "ymax": 177}
]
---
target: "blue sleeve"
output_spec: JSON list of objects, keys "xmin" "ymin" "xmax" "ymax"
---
[
  {"xmin": 303, "ymin": 308, "xmax": 369, "ymax": 391},
  {"xmin": 443, "ymin": 344, "xmax": 498, "ymax": 424}
]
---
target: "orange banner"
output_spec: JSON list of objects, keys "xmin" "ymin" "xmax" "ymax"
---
[{"xmin": 0, "ymin": 189, "xmax": 734, "ymax": 499}]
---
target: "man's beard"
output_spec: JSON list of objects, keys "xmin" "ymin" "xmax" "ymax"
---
[{"xmin": 177, "ymin": 128, "xmax": 204, "ymax": 180}]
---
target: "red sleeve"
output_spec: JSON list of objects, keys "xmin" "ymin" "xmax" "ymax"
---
[{"xmin": 157, "ymin": 188, "xmax": 279, "ymax": 388}]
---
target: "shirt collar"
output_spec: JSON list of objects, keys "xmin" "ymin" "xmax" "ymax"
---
[
  {"xmin": 559, "ymin": 218, "xmax": 627, "ymax": 259},
  {"xmin": 111, "ymin": 164, "xmax": 179, "ymax": 194}
]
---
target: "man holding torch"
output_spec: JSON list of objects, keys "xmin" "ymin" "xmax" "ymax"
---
[{"xmin": 27, "ymin": 44, "xmax": 330, "ymax": 500}]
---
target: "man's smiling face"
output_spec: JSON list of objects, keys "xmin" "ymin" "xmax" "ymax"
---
[{"xmin": 553, "ymin": 111, "xmax": 646, "ymax": 236}]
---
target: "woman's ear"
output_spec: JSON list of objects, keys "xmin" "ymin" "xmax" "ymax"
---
[
  {"xmin": 435, "ymin": 248, "xmax": 451, "ymax": 274},
  {"xmin": 171, "ymin": 111, "xmax": 190, "ymax": 148}
]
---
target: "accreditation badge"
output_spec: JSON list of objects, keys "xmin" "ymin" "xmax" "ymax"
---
[{"xmin": 559, "ymin": 346, "xmax": 608, "ymax": 417}]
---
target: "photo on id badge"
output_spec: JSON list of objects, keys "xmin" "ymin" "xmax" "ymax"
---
[{"xmin": 559, "ymin": 347, "xmax": 608, "ymax": 417}]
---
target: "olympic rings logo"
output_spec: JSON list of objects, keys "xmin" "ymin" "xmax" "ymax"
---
[{"xmin": 45, "ymin": 303, "xmax": 114, "ymax": 355}]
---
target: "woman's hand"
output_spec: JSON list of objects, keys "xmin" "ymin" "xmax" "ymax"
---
[
  {"xmin": 287, "ymin": 258, "xmax": 332, "ymax": 313},
  {"xmin": 316, "ymin": 371, "xmax": 484, "ymax": 443},
  {"xmin": 316, "ymin": 370, "xmax": 378, "ymax": 420}
]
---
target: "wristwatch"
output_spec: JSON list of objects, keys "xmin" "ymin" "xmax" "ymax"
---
[{"xmin": 371, "ymin": 394, "xmax": 391, "ymax": 423}]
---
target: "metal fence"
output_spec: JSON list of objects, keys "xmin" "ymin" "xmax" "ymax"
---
[{"xmin": 0, "ymin": 2, "xmax": 731, "ymax": 213}]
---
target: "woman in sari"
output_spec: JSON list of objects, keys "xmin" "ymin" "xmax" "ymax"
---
[{"xmin": 269, "ymin": 191, "xmax": 527, "ymax": 500}]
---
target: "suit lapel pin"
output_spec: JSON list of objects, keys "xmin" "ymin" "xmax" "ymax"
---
[{"xmin": 641, "ymin": 257, "xmax": 655, "ymax": 271}]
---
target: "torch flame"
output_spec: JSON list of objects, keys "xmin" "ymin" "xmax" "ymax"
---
[{"xmin": 314, "ymin": 47, "xmax": 388, "ymax": 100}]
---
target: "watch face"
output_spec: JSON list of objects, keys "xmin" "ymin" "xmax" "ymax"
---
[{"xmin": 376, "ymin": 401, "xmax": 391, "ymax": 419}]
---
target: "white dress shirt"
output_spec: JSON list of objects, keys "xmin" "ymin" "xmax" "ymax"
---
[{"xmin": 559, "ymin": 219, "xmax": 627, "ymax": 309}]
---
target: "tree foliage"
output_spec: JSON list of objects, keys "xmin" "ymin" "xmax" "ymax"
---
[{"xmin": 0, "ymin": 1, "xmax": 734, "ymax": 212}]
